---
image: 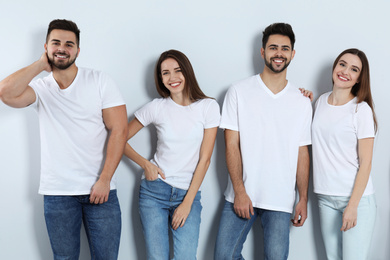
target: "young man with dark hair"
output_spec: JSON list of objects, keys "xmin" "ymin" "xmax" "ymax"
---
[
  {"xmin": 0, "ymin": 19, "xmax": 127, "ymax": 260},
  {"xmin": 214, "ymin": 22, "xmax": 312, "ymax": 260}
]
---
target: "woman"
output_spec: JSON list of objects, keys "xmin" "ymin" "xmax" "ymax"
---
[
  {"xmin": 124, "ymin": 49, "xmax": 220, "ymax": 259},
  {"xmin": 312, "ymin": 48, "xmax": 377, "ymax": 260}
]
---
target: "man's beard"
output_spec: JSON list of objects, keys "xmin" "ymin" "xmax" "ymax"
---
[
  {"xmin": 264, "ymin": 55, "xmax": 290, "ymax": 73},
  {"xmin": 48, "ymin": 52, "xmax": 77, "ymax": 70}
]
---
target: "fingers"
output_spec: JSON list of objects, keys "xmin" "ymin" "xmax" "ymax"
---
[
  {"xmin": 234, "ymin": 206, "xmax": 252, "ymax": 219},
  {"xmin": 341, "ymin": 219, "xmax": 357, "ymax": 232},
  {"xmin": 171, "ymin": 210, "xmax": 188, "ymax": 230},
  {"xmin": 158, "ymin": 168, "xmax": 166, "ymax": 179}
]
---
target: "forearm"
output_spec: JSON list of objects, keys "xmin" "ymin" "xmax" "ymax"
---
[
  {"xmin": 182, "ymin": 158, "xmax": 211, "ymax": 205},
  {"xmin": 296, "ymin": 146, "xmax": 310, "ymax": 202},
  {"xmin": 99, "ymin": 129, "xmax": 127, "ymax": 182},
  {"xmin": 348, "ymin": 162, "xmax": 372, "ymax": 207},
  {"xmin": 0, "ymin": 60, "xmax": 45, "ymax": 101},
  {"xmin": 123, "ymin": 142, "xmax": 151, "ymax": 171}
]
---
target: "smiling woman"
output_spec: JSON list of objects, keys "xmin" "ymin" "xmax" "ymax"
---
[
  {"xmin": 123, "ymin": 49, "xmax": 220, "ymax": 259},
  {"xmin": 312, "ymin": 48, "xmax": 378, "ymax": 260}
]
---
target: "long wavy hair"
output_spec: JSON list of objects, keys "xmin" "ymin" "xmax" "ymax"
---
[
  {"xmin": 154, "ymin": 50, "xmax": 209, "ymax": 102},
  {"xmin": 332, "ymin": 48, "xmax": 378, "ymax": 132}
]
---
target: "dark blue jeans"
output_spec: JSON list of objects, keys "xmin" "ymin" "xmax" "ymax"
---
[
  {"xmin": 214, "ymin": 200, "xmax": 291, "ymax": 260},
  {"xmin": 44, "ymin": 190, "xmax": 121, "ymax": 260}
]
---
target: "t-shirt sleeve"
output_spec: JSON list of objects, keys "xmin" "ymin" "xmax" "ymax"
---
[
  {"xmin": 299, "ymin": 99, "xmax": 313, "ymax": 146},
  {"xmin": 204, "ymin": 99, "xmax": 221, "ymax": 129},
  {"xmin": 220, "ymin": 86, "xmax": 239, "ymax": 131},
  {"xmin": 134, "ymin": 99, "xmax": 159, "ymax": 127},
  {"xmin": 355, "ymin": 102, "xmax": 375, "ymax": 139},
  {"xmin": 100, "ymin": 72, "xmax": 125, "ymax": 109},
  {"xmin": 28, "ymin": 78, "xmax": 43, "ymax": 109}
]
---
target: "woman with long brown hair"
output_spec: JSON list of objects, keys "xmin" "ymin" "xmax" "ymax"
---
[
  {"xmin": 124, "ymin": 49, "xmax": 220, "ymax": 259},
  {"xmin": 312, "ymin": 48, "xmax": 377, "ymax": 259}
]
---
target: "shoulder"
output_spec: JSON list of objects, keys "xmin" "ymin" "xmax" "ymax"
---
[
  {"xmin": 355, "ymin": 100, "xmax": 373, "ymax": 115},
  {"xmin": 231, "ymin": 75, "xmax": 258, "ymax": 89}
]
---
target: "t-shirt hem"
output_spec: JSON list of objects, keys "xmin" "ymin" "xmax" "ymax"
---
[
  {"xmin": 314, "ymin": 189, "xmax": 375, "ymax": 197},
  {"xmin": 219, "ymin": 123, "xmax": 238, "ymax": 131},
  {"xmin": 225, "ymin": 195, "xmax": 293, "ymax": 214},
  {"xmin": 39, "ymin": 187, "xmax": 117, "ymax": 196},
  {"xmin": 102, "ymin": 101, "xmax": 126, "ymax": 110}
]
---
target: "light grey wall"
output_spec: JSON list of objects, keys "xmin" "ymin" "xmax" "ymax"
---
[{"xmin": 1, "ymin": 1, "xmax": 389, "ymax": 259}]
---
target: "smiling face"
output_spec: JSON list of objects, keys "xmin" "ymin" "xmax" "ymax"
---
[
  {"xmin": 332, "ymin": 53, "xmax": 362, "ymax": 90},
  {"xmin": 45, "ymin": 29, "xmax": 80, "ymax": 70},
  {"xmin": 261, "ymin": 34, "xmax": 295, "ymax": 74},
  {"xmin": 160, "ymin": 58, "xmax": 186, "ymax": 97}
]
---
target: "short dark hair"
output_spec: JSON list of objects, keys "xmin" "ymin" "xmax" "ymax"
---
[
  {"xmin": 154, "ymin": 50, "xmax": 209, "ymax": 101},
  {"xmin": 262, "ymin": 23, "xmax": 295, "ymax": 50},
  {"xmin": 46, "ymin": 19, "xmax": 80, "ymax": 46}
]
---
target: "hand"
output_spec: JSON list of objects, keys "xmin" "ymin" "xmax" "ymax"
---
[
  {"xmin": 234, "ymin": 192, "xmax": 254, "ymax": 219},
  {"xmin": 39, "ymin": 52, "xmax": 52, "ymax": 72},
  {"xmin": 89, "ymin": 178, "xmax": 110, "ymax": 204},
  {"xmin": 144, "ymin": 161, "xmax": 165, "ymax": 180},
  {"xmin": 171, "ymin": 201, "xmax": 192, "ymax": 230},
  {"xmin": 299, "ymin": 88, "xmax": 313, "ymax": 102},
  {"xmin": 341, "ymin": 206, "xmax": 357, "ymax": 232},
  {"xmin": 292, "ymin": 199, "xmax": 307, "ymax": 227}
]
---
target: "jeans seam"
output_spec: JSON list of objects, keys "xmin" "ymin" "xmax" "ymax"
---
[{"xmin": 82, "ymin": 207, "xmax": 96, "ymax": 260}]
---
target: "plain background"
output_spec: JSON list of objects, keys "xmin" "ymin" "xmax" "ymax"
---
[{"xmin": 0, "ymin": 0, "xmax": 389, "ymax": 259}]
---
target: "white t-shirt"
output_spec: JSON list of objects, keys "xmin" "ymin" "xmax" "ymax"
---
[
  {"xmin": 312, "ymin": 92, "xmax": 375, "ymax": 196},
  {"xmin": 220, "ymin": 75, "xmax": 312, "ymax": 213},
  {"xmin": 135, "ymin": 97, "xmax": 220, "ymax": 190},
  {"xmin": 29, "ymin": 67, "xmax": 125, "ymax": 195}
]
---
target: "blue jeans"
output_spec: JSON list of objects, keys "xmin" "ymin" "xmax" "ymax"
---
[
  {"xmin": 44, "ymin": 189, "xmax": 121, "ymax": 260},
  {"xmin": 139, "ymin": 179, "xmax": 202, "ymax": 260},
  {"xmin": 317, "ymin": 194, "xmax": 376, "ymax": 260},
  {"xmin": 214, "ymin": 200, "xmax": 291, "ymax": 260}
]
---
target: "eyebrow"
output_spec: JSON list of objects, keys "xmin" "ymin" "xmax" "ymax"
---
[
  {"xmin": 50, "ymin": 39, "xmax": 76, "ymax": 45},
  {"xmin": 161, "ymin": 66, "xmax": 181, "ymax": 72},
  {"xmin": 268, "ymin": 44, "xmax": 291, "ymax": 49},
  {"xmin": 339, "ymin": 59, "xmax": 361, "ymax": 71}
]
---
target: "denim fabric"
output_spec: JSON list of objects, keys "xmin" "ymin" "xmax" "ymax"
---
[
  {"xmin": 139, "ymin": 179, "xmax": 202, "ymax": 260},
  {"xmin": 214, "ymin": 200, "xmax": 291, "ymax": 260},
  {"xmin": 44, "ymin": 189, "xmax": 121, "ymax": 260},
  {"xmin": 317, "ymin": 194, "xmax": 376, "ymax": 260}
]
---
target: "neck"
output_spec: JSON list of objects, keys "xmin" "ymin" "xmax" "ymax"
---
[
  {"xmin": 260, "ymin": 68, "xmax": 288, "ymax": 94},
  {"xmin": 52, "ymin": 64, "xmax": 78, "ymax": 89},
  {"xmin": 329, "ymin": 87, "xmax": 354, "ymax": 106},
  {"xmin": 170, "ymin": 93, "xmax": 191, "ymax": 106}
]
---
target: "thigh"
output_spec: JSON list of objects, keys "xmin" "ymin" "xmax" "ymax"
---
[
  {"xmin": 44, "ymin": 195, "xmax": 82, "ymax": 260},
  {"xmin": 82, "ymin": 190, "xmax": 121, "ymax": 260},
  {"xmin": 343, "ymin": 194, "xmax": 376, "ymax": 260},
  {"xmin": 317, "ymin": 194, "xmax": 343, "ymax": 260},
  {"xmin": 139, "ymin": 179, "xmax": 170, "ymax": 260},
  {"xmin": 214, "ymin": 200, "xmax": 256, "ymax": 260},
  {"xmin": 260, "ymin": 209, "xmax": 291, "ymax": 260},
  {"xmin": 171, "ymin": 191, "xmax": 202, "ymax": 260}
]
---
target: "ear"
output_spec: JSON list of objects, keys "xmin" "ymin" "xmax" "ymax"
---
[
  {"xmin": 76, "ymin": 47, "xmax": 80, "ymax": 58},
  {"xmin": 260, "ymin": 48, "xmax": 265, "ymax": 59},
  {"xmin": 291, "ymin": 49, "xmax": 296, "ymax": 60},
  {"xmin": 44, "ymin": 43, "xmax": 47, "ymax": 52}
]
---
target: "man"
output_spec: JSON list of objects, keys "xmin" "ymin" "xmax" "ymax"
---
[
  {"xmin": 0, "ymin": 19, "xmax": 127, "ymax": 260},
  {"xmin": 214, "ymin": 23, "xmax": 312, "ymax": 260}
]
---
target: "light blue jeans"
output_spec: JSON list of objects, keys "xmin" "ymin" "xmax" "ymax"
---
[
  {"xmin": 44, "ymin": 189, "xmax": 121, "ymax": 260},
  {"xmin": 139, "ymin": 179, "xmax": 202, "ymax": 260},
  {"xmin": 317, "ymin": 194, "xmax": 376, "ymax": 260},
  {"xmin": 214, "ymin": 200, "xmax": 291, "ymax": 260}
]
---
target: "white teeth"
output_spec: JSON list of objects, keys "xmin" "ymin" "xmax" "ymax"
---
[
  {"xmin": 339, "ymin": 75, "xmax": 348, "ymax": 81},
  {"xmin": 55, "ymin": 55, "xmax": 67, "ymax": 58},
  {"xmin": 171, "ymin": 83, "xmax": 180, "ymax": 87}
]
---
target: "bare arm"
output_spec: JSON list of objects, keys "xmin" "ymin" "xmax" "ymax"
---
[
  {"xmin": 225, "ymin": 129, "xmax": 254, "ymax": 219},
  {"xmin": 123, "ymin": 118, "xmax": 165, "ymax": 180},
  {"xmin": 0, "ymin": 53, "xmax": 51, "ymax": 108},
  {"xmin": 89, "ymin": 105, "xmax": 128, "ymax": 204},
  {"xmin": 171, "ymin": 127, "xmax": 218, "ymax": 230},
  {"xmin": 341, "ymin": 137, "xmax": 374, "ymax": 232},
  {"xmin": 292, "ymin": 145, "xmax": 310, "ymax": 227}
]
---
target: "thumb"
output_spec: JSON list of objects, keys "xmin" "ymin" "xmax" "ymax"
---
[{"xmin": 158, "ymin": 168, "xmax": 166, "ymax": 179}]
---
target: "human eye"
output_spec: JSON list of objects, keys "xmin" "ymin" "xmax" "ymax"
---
[
  {"xmin": 339, "ymin": 62, "xmax": 345, "ymax": 67},
  {"xmin": 162, "ymin": 71, "xmax": 169, "ymax": 76},
  {"xmin": 352, "ymin": 68, "xmax": 358, "ymax": 72}
]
